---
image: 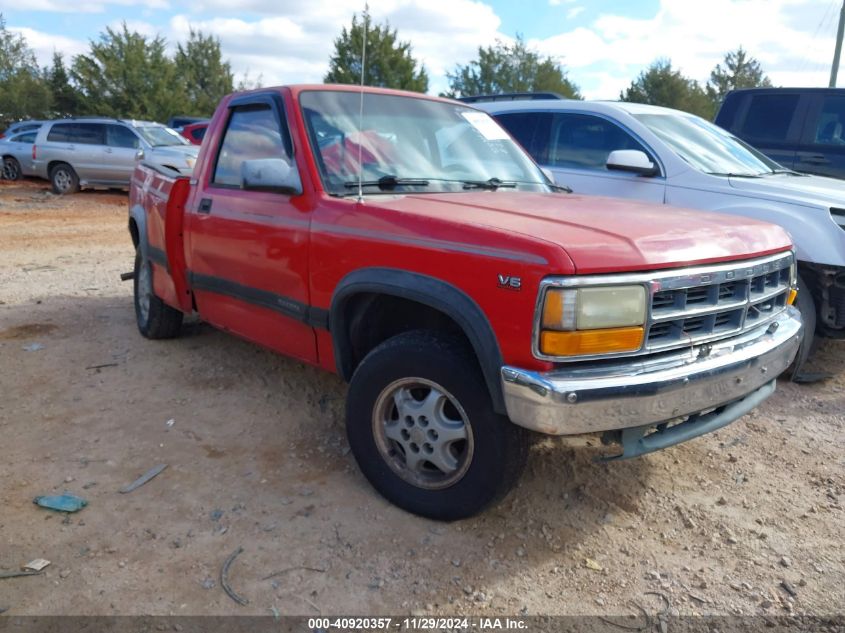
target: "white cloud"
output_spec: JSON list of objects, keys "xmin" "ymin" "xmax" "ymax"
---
[
  {"xmin": 0, "ymin": 0, "xmax": 167, "ymax": 12},
  {"xmin": 9, "ymin": 27, "xmax": 88, "ymax": 66},
  {"xmin": 532, "ymin": 0, "xmax": 838, "ymax": 98},
  {"xmin": 169, "ymin": 0, "xmax": 503, "ymax": 94},
  {"xmin": 5, "ymin": 0, "xmax": 840, "ymax": 101},
  {"xmin": 566, "ymin": 6, "xmax": 585, "ymax": 20}
]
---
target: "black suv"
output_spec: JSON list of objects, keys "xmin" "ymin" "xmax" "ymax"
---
[{"xmin": 715, "ymin": 87, "xmax": 845, "ymax": 180}]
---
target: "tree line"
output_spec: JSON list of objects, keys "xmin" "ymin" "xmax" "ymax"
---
[
  {"xmin": 326, "ymin": 10, "xmax": 772, "ymax": 120},
  {"xmin": 1, "ymin": 9, "xmax": 771, "ymax": 128},
  {"xmin": 0, "ymin": 15, "xmax": 241, "ymax": 126}
]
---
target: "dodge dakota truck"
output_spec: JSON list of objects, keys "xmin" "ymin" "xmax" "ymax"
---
[{"xmin": 128, "ymin": 84, "xmax": 803, "ymax": 520}]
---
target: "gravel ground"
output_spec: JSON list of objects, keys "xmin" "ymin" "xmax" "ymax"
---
[{"xmin": 0, "ymin": 178, "xmax": 842, "ymax": 618}]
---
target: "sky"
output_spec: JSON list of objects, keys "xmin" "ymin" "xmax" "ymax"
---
[{"xmin": 0, "ymin": 0, "xmax": 841, "ymax": 99}]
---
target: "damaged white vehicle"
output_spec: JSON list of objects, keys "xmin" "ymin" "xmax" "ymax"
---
[{"xmin": 482, "ymin": 99, "xmax": 845, "ymax": 375}]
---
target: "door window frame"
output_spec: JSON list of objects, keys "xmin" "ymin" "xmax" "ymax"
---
[
  {"xmin": 209, "ymin": 92, "xmax": 296, "ymax": 192},
  {"xmin": 516, "ymin": 109, "xmax": 665, "ymax": 178}
]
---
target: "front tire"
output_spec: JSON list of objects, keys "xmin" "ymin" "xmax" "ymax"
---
[
  {"xmin": 2, "ymin": 157, "xmax": 22, "ymax": 181},
  {"xmin": 346, "ymin": 330, "xmax": 528, "ymax": 521},
  {"xmin": 133, "ymin": 250, "xmax": 183, "ymax": 339}
]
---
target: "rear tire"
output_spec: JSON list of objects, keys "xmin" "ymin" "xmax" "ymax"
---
[
  {"xmin": 346, "ymin": 330, "xmax": 529, "ymax": 521},
  {"xmin": 2, "ymin": 157, "xmax": 22, "ymax": 181},
  {"xmin": 133, "ymin": 250, "xmax": 183, "ymax": 339},
  {"xmin": 49, "ymin": 163, "xmax": 79, "ymax": 194}
]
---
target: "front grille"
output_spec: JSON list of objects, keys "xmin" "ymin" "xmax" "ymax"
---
[{"xmin": 646, "ymin": 253, "xmax": 793, "ymax": 351}]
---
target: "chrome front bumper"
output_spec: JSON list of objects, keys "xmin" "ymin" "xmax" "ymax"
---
[{"xmin": 501, "ymin": 307, "xmax": 802, "ymax": 436}]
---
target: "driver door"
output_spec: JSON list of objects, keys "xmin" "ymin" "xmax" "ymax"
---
[
  {"xmin": 544, "ymin": 112, "xmax": 665, "ymax": 203},
  {"xmin": 497, "ymin": 111, "xmax": 665, "ymax": 203},
  {"xmin": 185, "ymin": 93, "xmax": 317, "ymax": 364}
]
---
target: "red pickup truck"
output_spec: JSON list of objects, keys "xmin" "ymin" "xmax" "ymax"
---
[{"xmin": 128, "ymin": 84, "xmax": 803, "ymax": 520}]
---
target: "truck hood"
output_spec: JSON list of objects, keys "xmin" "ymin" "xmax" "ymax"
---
[
  {"xmin": 728, "ymin": 172, "xmax": 845, "ymax": 208},
  {"xmin": 366, "ymin": 191, "xmax": 792, "ymax": 274}
]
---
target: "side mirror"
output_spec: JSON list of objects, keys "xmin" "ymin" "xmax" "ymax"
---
[
  {"xmin": 241, "ymin": 158, "xmax": 302, "ymax": 195},
  {"xmin": 606, "ymin": 150, "xmax": 658, "ymax": 177}
]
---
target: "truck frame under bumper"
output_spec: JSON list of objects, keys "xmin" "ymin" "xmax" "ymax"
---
[{"xmin": 501, "ymin": 307, "xmax": 802, "ymax": 441}]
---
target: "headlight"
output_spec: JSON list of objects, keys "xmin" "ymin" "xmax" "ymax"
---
[{"xmin": 539, "ymin": 285, "xmax": 646, "ymax": 357}]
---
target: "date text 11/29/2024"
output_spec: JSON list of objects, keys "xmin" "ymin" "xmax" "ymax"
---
[{"xmin": 309, "ymin": 617, "xmax": 527, "ymax": 630}]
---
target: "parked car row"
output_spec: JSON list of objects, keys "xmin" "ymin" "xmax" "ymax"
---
[
  {"xmin": 3, "ymin": 89, "xmax": 842, "ymax": 377},
  {"xmin": 0, "ymin": 117, "xmax": 200, "ymax": 193},
  {"xmin": 474, "ymin": 91, "xmax": 845, "ymax": 373}
]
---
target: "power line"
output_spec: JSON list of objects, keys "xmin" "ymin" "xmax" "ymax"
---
[{"xmin": 798, "ymin": 0, "xmax": 836, "ymax": 74}]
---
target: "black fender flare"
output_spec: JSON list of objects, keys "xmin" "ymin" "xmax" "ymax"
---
[
  {"xmin": 330, "ymin": 268, "xmax": 506, "ymax": 414},
  {"xmin": 128, "ymin": 202, "xmax": 149, "ymax": 259}
]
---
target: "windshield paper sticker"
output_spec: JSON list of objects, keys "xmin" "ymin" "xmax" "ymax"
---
[{"xmin": 461, "ymin": 111, "xmax": 510, "ymax": 140}]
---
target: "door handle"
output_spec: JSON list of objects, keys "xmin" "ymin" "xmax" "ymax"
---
[
  {"xmin": 798, "ymin": 153, "xmax": 830, "ymax": 165},
  {"xmin": 198, "ymin": 198, "xmax": 213, "ymax": 214},
  {"xmin": 104, "ymin": 147, "xmax": 113, "ymax": 154}
]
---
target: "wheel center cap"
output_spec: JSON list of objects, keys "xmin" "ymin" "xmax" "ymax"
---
[{"xmin": 411, "ymin": 428, "xmax": 426, "ymax": 444}]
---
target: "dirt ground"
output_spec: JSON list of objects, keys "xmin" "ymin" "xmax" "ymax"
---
[{"xmin": 0, "ymin": 178, "xmax": 843, "ymax": 618}]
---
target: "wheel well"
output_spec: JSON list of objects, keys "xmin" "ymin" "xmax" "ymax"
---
[
  {"xmin": 331, "ymin": 269, "xmax": 507, "ymax": 414},
  {"xmin": 47, "ymin": 160, "xmax": 72, "ymax": 175},
  {"xmin": 799, "ymin": 261, "xmax": 845, "ymax": 334},
  {"xmin": 342, "ymin": 293, "xmax": 476, "ymax": 376}
]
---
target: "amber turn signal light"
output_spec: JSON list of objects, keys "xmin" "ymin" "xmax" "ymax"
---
[
  {"xmin": 540, "ymin": 326, "xmax": 645, "ymax": 356},
  {"xmin": 787, "ymin": 288, "xmax": 798, "ymax": 306}
]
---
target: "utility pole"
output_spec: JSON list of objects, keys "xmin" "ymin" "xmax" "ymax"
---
[{"xmin": 830, "ymin": 0, "xmax": 845, "ymax": 87}]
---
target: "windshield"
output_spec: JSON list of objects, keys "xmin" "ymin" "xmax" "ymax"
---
[
  {"xmin": 634, "ymin": 112, "xmax": 782, "ymax": 176},
  {"xmin": 300, "ymin": 90, "xmax": 550, "ymax": 195},
  {"xmin": 136, "ymin": 126, "xmax": 189, "ymax": 147}
]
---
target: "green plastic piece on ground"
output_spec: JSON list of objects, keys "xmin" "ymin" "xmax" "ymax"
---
[{"xmin": 33, "ymin": 493, "xmax": 88, "ymax": 513}]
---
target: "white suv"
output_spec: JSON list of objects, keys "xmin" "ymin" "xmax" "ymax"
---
[{"xmin": 33, "ymin": 118, "xmax": 199, "ymax": 194}]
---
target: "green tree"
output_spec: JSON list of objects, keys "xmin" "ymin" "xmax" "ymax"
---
[
  {"xmin": 45, "ymin": 52, "xmax": 82, "ymax": 117},
  {"xmin": 71, "ymin": 23, "xmax": 185, "ymax": 122},
  {"xmin": 0, "ymin": 14, "xmax": 52, "ymax": 125},
  {"xmin": 174, "ymin": 29, "xmax": 233, "ymax": 115},
  {"xmin": 324, "ymin": 9, "xmax": 428, "ymax": 92},
  {"xmin": 620, "ymin": 58, "xmax": 712, "ymax": 118},
  {"xmin": 707, "ymin": 47, "xmax": 771, "ymax": 109},
  {"xmin": 445, "ymin": 35, "xmax": 581, "ymax": 99}
]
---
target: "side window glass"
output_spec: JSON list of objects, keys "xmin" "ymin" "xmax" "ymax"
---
[
  {"xmin": 496, "ymin": 112, "xmax": 553, "ymax": 164},
  {"xmin": 15, "ymin": 132, "xmax": 37, "ymax": 143},
  {"xmin": 814, "ymin": 96, "xmax": 845, "ymax": 145},
  {"xmin": 213, "ymin": 105, "xmax": 290, "ymax": 187},
  {"xmin": 192, "ymin": 127, "xmax": 206, "ymax": 141},
  {"xmin": 740, "ymin": 95, "xmax": 798, "ymax": 142},
  {"xmin": 495, "ymin": 113, "xmax": 539, "ymax": 155},
  {"xmin": 71, "ymin": 124, "xmax": 106, "ymax": 145},
  {"xmin": 549, "ymin": 113, "xmax": 648, "ymax": 170},
  {"xmin": 107, "ymin": 125, "xmax": 140, "ymax": 149},
  {"xmin": 47, "ymin": 124, "xmax": 72, "ymax": 143}
]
